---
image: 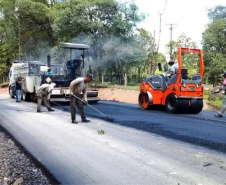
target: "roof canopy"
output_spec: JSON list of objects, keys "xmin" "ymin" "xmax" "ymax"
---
[{"xmin": 61, "ymin": 43, "xmax": 90, "ymax": 50}]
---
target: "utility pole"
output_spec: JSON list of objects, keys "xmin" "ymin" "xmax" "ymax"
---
[{"xmin": 166, "ymin": 23, "xmax": 177, "ymax": 59}]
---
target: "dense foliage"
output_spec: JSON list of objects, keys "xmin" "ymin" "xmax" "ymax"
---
[
  {"xmin": 0, "ymin": 1, "xmax": 225, "ymax": 86},
  {"xmin": 202, "ymin": 5, "xmax": 226, "ymax": 85}
]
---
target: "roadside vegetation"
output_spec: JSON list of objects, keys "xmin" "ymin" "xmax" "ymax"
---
[
  {"xmin": 0, "ymin": 1, "xmax": 225, "ymax": 101},
  {"xmin": 204, "ymin": 89, "xmax": 222, "ymax": 109}
]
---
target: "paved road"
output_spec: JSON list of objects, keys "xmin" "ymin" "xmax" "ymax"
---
[{"xmin": 0, "ymin": 95, "xmax": 226, "ymax": 184}]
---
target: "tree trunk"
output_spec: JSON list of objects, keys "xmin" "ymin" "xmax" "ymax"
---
[
  {"xmin": 138, "ymin": 67, "xmax": 140, "ymax": 83},
  {"xmin": 150, "ymin": 62, "xmax": 157, "ymax": 75},
  {"xmin": 101, "ymin": 72, "xmax": 104, "ymax": 85},
  {"xmin": 206, "ymin": 76, "xmax": 209, "ymax": 84},
  {"xmin": 124, "ymin": 72, "xmax": 127, "ymax": 87}
]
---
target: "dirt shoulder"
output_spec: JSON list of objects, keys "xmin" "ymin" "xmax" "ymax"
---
[
  {"xmin": 95, "ymin": 87, "xmax": 219, "ymax": 111},
  {"xmin": 0, "ymin": 86, "xmax": 219, "ymax": 111},
  {"xmin": 0, "ymin": 87, "xmax": 8, "ymax": 94}
]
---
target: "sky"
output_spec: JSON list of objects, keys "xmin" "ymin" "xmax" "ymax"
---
[{"xmin": 119, "ymin": 0, "xmax": 226, "ymax": 57}]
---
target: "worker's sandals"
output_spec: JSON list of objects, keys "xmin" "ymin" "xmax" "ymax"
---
[
  {"xmin": 214, "ymin": 113, "xmax": 223, "ymax": 118},
  {"xmin": 82, "ymin": 119, "xmax": 90, "ymax": 123},
  {"xmin": 71, "ymin": 120, "xmax": 78, "ymax": 124}
]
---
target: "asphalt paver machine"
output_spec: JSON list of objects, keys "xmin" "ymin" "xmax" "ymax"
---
[{"xmin": 42, "ymin": 43, "xmax": 99, "ymax": 102}]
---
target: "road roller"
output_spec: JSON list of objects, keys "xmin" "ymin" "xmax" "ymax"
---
[{"xmin": 138, "ymin": 48, "xmax": 204, "ymax": 114}]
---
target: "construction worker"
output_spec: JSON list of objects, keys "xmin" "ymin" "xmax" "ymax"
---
[
  {"xmin": 36, "ymin": 83, "xmax": 56, "ymax": 112},
  {"xmin": 15, "ymin": 77, "xmax": 24, "ymax": 102},
  {"xmin": 69, "ymin": 74, "xmax": 94, "ymax": 124},
  {"xmin": 214, "ymin": 71, "xmax": 226, "ymax": 118},
  {"xmin": 168, "ymin": 59, "xmax": 179, "ymax": 75}
]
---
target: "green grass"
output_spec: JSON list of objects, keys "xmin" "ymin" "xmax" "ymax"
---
[
  {"xmin": 98, "ymin": 130, "xmax": 105, "ymax": 135},
  {"xmin": 203, "ymin": 88, "xmax": 222, "ymax": 109},
  {"xmin": 117, "ymin": 85, "xmax": 139, "ymax": 91},
  {"xmin": 208, "ymin": 99, "xmax": 222, "ymax": 109},
  {"xmin": 94, "ymin": 82, "xmax": 140, "ymax": 91},
  {"xmin": 203, "ymin": 89, "xmax": 210, "ymax": 100}
]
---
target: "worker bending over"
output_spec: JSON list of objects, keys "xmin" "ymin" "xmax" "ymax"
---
[
  {"xmin": 36, "ymin": 83, "xmax": 56, "ymax": 112},
  {"xmin": 69, "ymin": 74, "xmax": 94, "ymax": 124}
]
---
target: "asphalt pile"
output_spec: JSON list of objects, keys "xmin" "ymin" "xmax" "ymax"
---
[{"xmin": 0, "ymin": 126, "xmax": 57, "ymax": 185}]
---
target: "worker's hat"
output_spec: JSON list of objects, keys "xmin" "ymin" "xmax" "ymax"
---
[
  {"xmin": 168, "ymin": 59, "xmax": 175, "ymax": 65},
  {"xmin": 48, "ymin": 83, "xmax": 56, "ymax": 92},
  {"xmin": 87, "ymin": 74, "xmax": 94, "ymax": 80}
]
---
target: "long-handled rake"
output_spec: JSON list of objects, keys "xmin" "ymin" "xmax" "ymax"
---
[{"xmin": 72, "ymin": 94, "xmax": 114, "ymax": 122}]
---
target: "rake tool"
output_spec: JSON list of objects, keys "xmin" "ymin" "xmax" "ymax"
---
[{"xmin": 72, "ymin": 94, "xmax": 114, "ymax": 122}]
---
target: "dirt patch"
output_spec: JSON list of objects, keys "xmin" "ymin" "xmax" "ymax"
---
[
  {"xmin": 0, "ymin": 87, "xmax": 8, "ymax": 94},
  {"xmin": 97, "ymin": 87, "xmax": 139, "ymax": 104},
  {"xmin": 0, "ymin": 86, "xmax": 219, "ymax": 111}
]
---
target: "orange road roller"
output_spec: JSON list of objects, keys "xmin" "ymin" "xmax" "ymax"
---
[{"xmin": 138, "ymin": 48, "xmax": 204, "ymax": 114}]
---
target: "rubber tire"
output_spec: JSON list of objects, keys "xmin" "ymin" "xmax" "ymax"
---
[
  {"xmin": 9, "ymin": 87, "xmax": 15, "ymax": 99},
  {"xmin": 21, "ymin": 91, "xmax": 24, "ymax": 101},
  {"xmin": 24, "ymin": 92, "xmax": 31, "ymax": 102},
  {"xmin": 165, "ymin": 94, "xmax": 178, "ymax": 113}
]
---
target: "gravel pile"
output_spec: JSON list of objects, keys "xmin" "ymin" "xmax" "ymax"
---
[{"xmin": 0, "ymin": 126, "xmax": 58, "ymax": 185}]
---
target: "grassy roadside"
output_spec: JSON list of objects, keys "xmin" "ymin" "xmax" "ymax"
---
[
  {"xmin": 204, "ymin": 89, "xmax": 222, "ymax": 109},
  {"xmin": 95, "ymin": 82, "xmax": 140, "ymax": 90}
]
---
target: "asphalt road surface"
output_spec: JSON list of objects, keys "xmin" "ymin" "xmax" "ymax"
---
[{"xmin": 0, "ymin": 94, "xmax": 226, "ymax": 185}]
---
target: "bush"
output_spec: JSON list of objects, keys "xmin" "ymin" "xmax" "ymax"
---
[{"xmin": 203, "ymin": 89, "xmax": 210, "ymax": 100}]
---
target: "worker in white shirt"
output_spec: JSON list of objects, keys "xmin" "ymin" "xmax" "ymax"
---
[
  {"xmin": 69, "ymin": 74, "xmax": 94, "ymax": 124},
  {"xmin": 168, "ymin": 59, "xmax": 179, "ymax": 75},
  {"xmin": 36, "ymin": 83, "xmax": 56, "ymax": 112}
]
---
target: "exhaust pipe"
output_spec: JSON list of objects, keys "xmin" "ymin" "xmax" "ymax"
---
[{"xmin": 47, "ymin": 54, "xmax": 51, "ymax": 74}]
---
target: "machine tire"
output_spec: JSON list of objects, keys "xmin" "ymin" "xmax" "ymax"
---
[
  {"xmin": 21, "ymin": 91, "xmax": 24, "ymax": 101},
  {"xmin": 138, "ymin": 92, "xmax": 153, "ymax": 110},
  {"xmin": 165, "ymin": 94, "xmax": 178, "ymax": 113},
  {"xmin": 24, "ymin": 92, "xmax": 31, "ymax": 102},
  {"xmin": 9, "ymin": 86, "xmax": 15, "ymax": 99},
  {"xmin": 30, "ymin": 93, "xmax": 37, "ymax": 103}
]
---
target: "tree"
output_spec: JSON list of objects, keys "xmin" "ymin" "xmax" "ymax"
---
[
  {"xmin": 202, "ymin": 18, "xmax": 226, "ymax": 84},
  {"xmin": 51, "ymin": 0, "xmax": 144, "ymax": 85},
  {"xmin": 202, "ymin": 5, "xmax": 226, "ymax": 84},
  {"xmin": 208, "ymin": 5, "xmax": 226, "ymax": 21}
]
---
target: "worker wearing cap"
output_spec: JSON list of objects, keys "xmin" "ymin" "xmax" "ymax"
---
[
  {"xmin": 69, "ymin": 74, "xmax": 94, "ymax": 124},
  {"xmin": 214, "ymin": 71, "xmax": 226, "ymax": 118},
  {"xmin": 15, "ymin": 76, "xmax": 24, "ymax": 102},
  {"xmin": 168, "ymin": 59, "xmax": 179, "ymax": 75},
  {"xmin": 36, "ymin": 83, "xmax": 56, "ymax": 112}
]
